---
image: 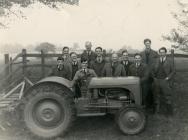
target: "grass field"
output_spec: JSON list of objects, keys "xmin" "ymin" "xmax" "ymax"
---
[
  {"xmin": 0, "ymin": 57, "xmax": 188, "ymax": 140},
  {"xmin": 0, "ymin": 72, "xmax": 188, "ymax": 140}
]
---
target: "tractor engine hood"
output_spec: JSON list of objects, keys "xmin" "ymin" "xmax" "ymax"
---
[{"xmin": 88, "ymin": 76, "xmax": 140, "ymax": 89}]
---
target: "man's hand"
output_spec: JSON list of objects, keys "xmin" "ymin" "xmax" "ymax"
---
[{"xmin": 165, "ymin": 77, "xmax": 169, "ymax": 81}]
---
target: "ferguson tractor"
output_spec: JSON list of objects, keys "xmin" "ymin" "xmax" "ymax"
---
[{"xmin": 22, "ymin": 76, "xmax": 146, "ymax": 139}]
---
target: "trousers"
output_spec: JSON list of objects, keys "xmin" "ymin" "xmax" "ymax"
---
[{"xmin": 153, "ymin": 79, "xmax": 173, "ymax": 114}]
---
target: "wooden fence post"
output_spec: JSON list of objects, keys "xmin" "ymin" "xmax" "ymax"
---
[
  {"xmin": 171, "ymin": 49, "xmax": 175, "ymax": 87},
  {"xmin": 4, "ymin": 54, "xmax": 9, "ymax": 76},
  {"xmin": 9, "ymin": 57, "xmax": 13, "ymax": 74},
  {"xmin": 41, "ymin": 50, "xmax": 45, "ymax": 78},
  {"xmin": 22, "ymin": 49, "xmax": 27, "ymax": 76},
  {"xmin": 9, "ymin": 57, "xmax": 13, "ymax": 81},
  {"xmin": 171, "ymin": 49, "xmax": 175, "ymax": 70}
]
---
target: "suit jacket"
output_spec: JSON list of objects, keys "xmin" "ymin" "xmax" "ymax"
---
[
  {"xmin": 121, "ymin": 60, "xmax": 132, "ymax": 76},
  {"xmin": 152, "ymin": 57, "xmax": 175, "ymax": 80},
  {"xmin": 81, "ymin": 50, "xmax": 96, "ymax": 68},
  {"xmin": 140, "ymin": 49, "xmax": 158, "ymax": 68},
  {"xmin": 50, "ymin": 62, "xmax": 72, "ymax": 80},
  {"xmin": 102, "ymin": 62, "xmax": 126, "ymax": 77},
  {"xmin": 129, "ymin": 63, "xmax": 149, "ymax": 83},
  {"xmin": 70, "ymin": 61, "xmax": 82, "ymax": 80},
  {"xmin": 72, "ymin": 68, "xmax": 97, "ymax": 87},
  {"xmin": 62, "ymin": 54, "xmax": 72, "ymax": 63},
  {"xmin": 90, "ymin": 59, "xmax": 106, "ymax": 77}
]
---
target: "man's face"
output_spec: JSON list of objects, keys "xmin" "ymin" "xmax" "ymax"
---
[
  {"xmin": 135, "ymin": 55, "xmax": 142, "ymax": 63},
  {"xmin": 144, "ymin": 41, "xmax": 151, "ymax": 51},
  {"xmin": 71, "ymin": 53, "xmax": 77, "ymax": 62},
  {"xmin": 122, "ymin": 52, "xmax": 129, "ymax": 61},
  {"xmin": 57, "ymin": 60, "xmax": 64, "ymax": 66},
  {"xmin": 95, "ymin": 48, "xmax": 103, "ymax": 57},
  {"xmin": 63, "ymin": 48, "xmax": 69, "ymax": 55},
  {"xmin": 85, "ymin": 42, "xmax": 92, "ymax": 51},
  {"xmin": 81, "ymin": 61, "xmax": 88, "ymax": 69},
  {"xmin": 112, "ymin": 54, "xmax": 118, "ymax": 63},
  {"xmin": 159, "ymin": 49, "xmax": 166, "ymax": 57}
]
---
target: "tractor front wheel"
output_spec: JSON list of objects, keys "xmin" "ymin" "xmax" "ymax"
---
[{"xmin": 116, "ymin": 105, "xmax": 146, "ymax": 135}]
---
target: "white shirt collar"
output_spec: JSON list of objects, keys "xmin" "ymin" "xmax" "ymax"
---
[
  {"xmin": 72, "ymin": 61, "xmax": 77, "ymax": 65},
  {"xmin": 136, "ymin": 62, "xmax": 141, "ymax": 68},
  {"xmin": 123, "ymin": 60, "xmax": 129, "ymax": 65},
  {"xmin": 160, "ymin": 56, "xmax": 166, "ymax": 62}
]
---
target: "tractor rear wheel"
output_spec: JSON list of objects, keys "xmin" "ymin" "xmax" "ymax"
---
[
  {"xmin": 23, "ymin": 84, "xmax": 76, "ymax": 139},
  {"xmin": 116, "ymin": 104, "xmax": 146, "ymax": 135}
]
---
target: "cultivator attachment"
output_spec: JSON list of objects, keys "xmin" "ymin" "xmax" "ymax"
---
[{"xmin": 0, "ymin": 77, "xmax": 33, "ymax": 109}]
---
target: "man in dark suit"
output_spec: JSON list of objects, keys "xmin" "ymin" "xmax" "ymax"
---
[
  {"xmin": 70, "ymin": 52, "xmax": 81, "ymax": 80},
  {"xmin": 90, "ymin": 47, "xmax": 106, "ymax": 77},
  {"xmin": 152, "ymin": 47, "xmax": 175, "ymax": 116},
  {"xmin": 121, "ymin": 50, "xmax": 132, "ymax": 76},
  {"xmin": 129, "ymin": 53, "xmax": 149, "ymax": 106},
  {"xmin": 102, "ymin": 53, "xmax": 126, "ymax": 77},
  {"xmin": 62, "ymin": 46, "xmax": 72, "ymax": 63},
  {"xmin": 81, "ymin": 41, "xmax": 96, "ymax": 68},
  {"xmin": 140, "ymin": 39, "xmax": 158, "ymax": 110},
  {"xmin": 70, "ymin": 52, "xmax": 81, "ymax": 98},
  {"xmin": 140, "ymin": 39, "xmax": 158, "ymax": 66},
  {"xmin": 50, "ymin": 57, "xmax": 72, "ymax": 80}
]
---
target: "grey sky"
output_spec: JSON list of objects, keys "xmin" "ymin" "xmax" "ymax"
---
[{"xmin": 0, "ymin": 0, "xmax": 180, "ymax": 51}]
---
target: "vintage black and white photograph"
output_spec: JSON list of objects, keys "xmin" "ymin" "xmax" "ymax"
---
[{"xmin": 0, "ymin": 0, "xmax": 188, "ymax": 140}]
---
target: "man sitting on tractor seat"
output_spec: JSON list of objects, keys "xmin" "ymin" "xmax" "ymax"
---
[{"xmin": 72, "ymin": 58, "xmax": 97, "ymax": 99}]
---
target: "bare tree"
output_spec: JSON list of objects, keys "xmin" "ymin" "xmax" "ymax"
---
[
  {"xmin": 0, "ymin": 0, "xmax": 79, "ymax": 27},
  {"xmin": 163, "ymin": 0, "xmax": 188, "ymax": 51}
]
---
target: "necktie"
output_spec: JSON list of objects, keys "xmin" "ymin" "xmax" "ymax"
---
[
  {"xmin": 97, "ymin": 57, "xmax": 101, "ymax": 63},
  {"xmin": 161, "ymin": 58, "xmax": 163, "ymax": 63},
  {"xmin": 58, "ymin": 65, "xmax": 63, "ymax": 70},
  {"xmin": 88, "ymin": 51, "xmax": 90, "ymax": 56},
  {"xmin": 83, "ymin": 68, "xmax": 87, "ymax": 73},
  {"xmin": 163, "ymin": 57, "xmax": 165, "ymax": 63},
  {"xmin": 146, "ymin": 52, "xmax": 149, "ymax": 64},
  {"xmin": 136, "ymin": 63, "xmax": 140, "ymax": 68}
]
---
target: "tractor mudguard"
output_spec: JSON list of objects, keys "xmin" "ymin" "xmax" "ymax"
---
[
  {"xmin": 23, "ymin": 76, "xmax": 73, "ymax": 97},
  {"xmin": 37, "ymin": 76, "xmax": 72, "ymax": 88}
]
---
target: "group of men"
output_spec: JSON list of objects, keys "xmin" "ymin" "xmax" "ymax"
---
[{"xmin": 50, "ymin": 39, "xmax": 175, "ymax": 116}]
